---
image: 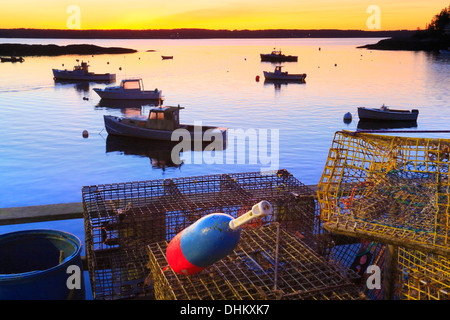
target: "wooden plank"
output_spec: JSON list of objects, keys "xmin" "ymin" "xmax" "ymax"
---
[
  {"xmin": 0, "ymin": 202, "xmax": 83, "ymax": 226},
  {"xmin": 323, "ymin": 221, "xmax": 450, "ymax": 257},
  {"xmin": 383, "ymin": 244, "xmax": 398, "ymax": 300},
  {"xmin": 0, "ymin": 185, "xmax": 319, "ymax": 226}
]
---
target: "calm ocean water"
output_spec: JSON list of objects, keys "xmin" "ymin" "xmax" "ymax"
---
[{"xmin": 0, "ymin": 37, "xmax": 449, "ymax": 241}]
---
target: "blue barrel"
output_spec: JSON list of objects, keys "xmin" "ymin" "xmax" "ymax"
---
[{"xmin": 0, "ymin": 229, "xmax": 85, "ymax": 300}]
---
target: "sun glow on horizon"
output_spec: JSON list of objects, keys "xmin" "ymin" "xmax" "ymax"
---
[{"xmin": 0, "ymin": 0, "xmax": 448, "ymax": 31}]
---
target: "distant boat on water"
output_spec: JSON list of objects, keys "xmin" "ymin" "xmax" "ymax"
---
[
  {"xmin": 357, "ymin": 105, "xmax": 419, "ymax": 121},
  {"xmin": 52, "ymin": 60, "xmax": 115, "ymax": 82},
  {"xmin": 1, "ymin": 56, "xmax": 24, "ymax": 63},
  {"xmin": 263, "ymin": 66, "xmax": 306, "ymax": 82},
  {"xmin": 161, "ymin": 55, "xmax": 173, "ymax": 59},
  {"xmin": 260, "ymin": 49, "xmax": 298, "ymax": 62},
  {"xmin": 93, "ymin": 78, "xmax": 162, "ymax": 100}
]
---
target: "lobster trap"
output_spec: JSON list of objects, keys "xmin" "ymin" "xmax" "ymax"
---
[
  {"xmin": 317, "ymin": 131, "xmax": 450, "ymax": 256},
  {"xmin": 397, "ymin": 247, "xmax": 450, "ymax": 300},
  {"xmin": 147, "ymin": 223, "xmax": 364, "ymax": 300},
  {"xmin": 82, "ymin": 169, "xmax": 326, "ymax": 300},
  {"xmin": 327, "ymin": 239, "xmax": 386, "ymax": 300}
]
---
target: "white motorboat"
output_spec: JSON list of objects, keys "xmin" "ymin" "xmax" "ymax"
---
[
  {"xmin": 94, "ymin": 78, "xmax": 162, "ymax": 100},
  {"xmin": 263, "ymin": 66, "xmax": 306, "ymax": 82}
]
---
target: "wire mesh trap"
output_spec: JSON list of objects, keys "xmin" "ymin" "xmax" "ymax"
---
[
  {"xmin": 327, "ymin": 239, "xmax": 386, "ymax": 300},
  {"xmin": 147, "ymin": 224, "xmax": 365, "ymax": 300},
  {"xmin": 317, "ymin": 131, "xmax": 450, "ymax": 256},
  {"xmin": 397, "ymin": 247, "xmax": 450, "ymax": 300},
  {"xmin": 82, "ymin": 169, "xmax": 326, "ymax": 300}
]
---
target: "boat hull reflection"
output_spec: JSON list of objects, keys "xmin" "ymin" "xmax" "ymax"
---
[
  {"xmin": 106, "ymin": 134, "xmax": 226, "ymax": 171},
  {"xmin": 357, "ymin": 119, "xmax": 418, "ymax": 130},
  {"xmin": 96, "ymin": 98, "xmax": 162, "ymax": 109}
]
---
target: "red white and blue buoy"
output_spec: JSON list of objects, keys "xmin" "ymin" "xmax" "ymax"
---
[{"xmin": 166, "ymin": 201, "xmax": 273, "ymax": 275}]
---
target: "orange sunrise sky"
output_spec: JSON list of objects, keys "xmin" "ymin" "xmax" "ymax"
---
[{"xmin": 0, "ymin": 0, "xmax": 448, "ymax": 30}]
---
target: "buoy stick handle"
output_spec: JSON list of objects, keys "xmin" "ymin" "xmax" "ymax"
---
[{"xmin": 229, "ymin": 201, "xmax": 273, "ymax": 230}]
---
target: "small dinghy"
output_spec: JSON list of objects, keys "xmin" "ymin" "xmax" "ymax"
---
[{"xmin": 357, "ymin": 105, "xmax": 419, "ymax": 121}]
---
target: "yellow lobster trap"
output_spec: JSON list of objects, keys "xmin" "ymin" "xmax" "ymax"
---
[
  {"xmin": 317, "ymin": 131, "xmax": 450, "ymax": 256},
  {"xmin": 398, "ymin": 247, "xmax": 450, "ymax": 300}
]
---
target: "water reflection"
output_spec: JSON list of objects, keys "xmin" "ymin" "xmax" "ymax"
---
[
  {"xmin": 426, "ymin": 50, "xmax": 450, "ymax": 62},
  {"xmin": 106, "ymin": 135, "xmax": 182, "ymax": 171},
  {"xmin": 96, "ymin": 98, "xmax": 162, "ymax": 109},
  {"xmin": 260, "ymin": 61, "xmax": 298, "ymax": 65},
  {"xmin": 263, "ymin": 79, "xmax": 306, "ymax": 90},
  {"xmin": 54, "ymin": 79, "xmax": 92, "ymax": 92},
  {"xmin": 54, "ymin": 79, "xmax": 115, "ymax": 92},
  {"xmin": 95, "ymin": 99, "xmax": 163, "ymax": 116},
  {"xmin": 105, "ymin": 134, "xmax": 227, "ymax": 171},
  {"xmin": 357, "ymin": 119, "xmax": 418, "ymax": 130}
]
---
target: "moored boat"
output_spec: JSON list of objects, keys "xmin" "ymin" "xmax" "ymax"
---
[
  {"xmin": 52, "ymin": 60, "xmax": 115, "ymax": 81},
  {"xmin": 260, "ymin": 49, "xmax": 297, "ymax": 62},
  {"xmin": 103, "ymin": 105, "xmax": 227, "ymax": 141},
  {"xmin": 0, "ymin": 56, "xmax": 24, "ymax": 62},
  {"xmin": 263, "ymin": 66, "xmax": 306, "ymax": 81},
  {"xmin": 357, "ymin": 105, "xmax": 419, "ymax": 121},
  {"xmin": 93, "ymin": 78, "xmax": 162, "ymax": 100}
]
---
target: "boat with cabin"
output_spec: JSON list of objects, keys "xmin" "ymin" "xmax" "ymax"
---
[
  {"xmin": 260, "ymin": 49, "xmax": 298, "ymax": 62},
  {"xmin": 0, "ymin": 56, "xmax": 24, "ymax": 63},
  {"xmin": 52, "ymin": 60, "xmax": 116, "ymax": 81},
  {"xmin": 103, "ymin": 105, "xmax": 227, "ymax": 141},
  {"xmin": 263, "ymin": 66, "xmax": 306, "ymax": 82},
  {"xmin": 93, "ymin": 78, "xmax": 162, "ymax": 100},
  {"xmin": 357, "ymin": 105, "xmax": 419, "ymax": 121}
]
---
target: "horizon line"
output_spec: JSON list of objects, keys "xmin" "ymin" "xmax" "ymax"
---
[{"xmin": 0, "ymin": 27, "xmax": 416, "ymax": 32}]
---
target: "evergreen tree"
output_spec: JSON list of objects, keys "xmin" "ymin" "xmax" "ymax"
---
[{"xmin": 427, "ymin": 5, "xmax": 450, "ymax": 34}]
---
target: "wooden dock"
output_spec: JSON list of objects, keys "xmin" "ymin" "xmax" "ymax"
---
[{"xmin": 0, "ymin": 202, "xmax": 83, "ymax": 226}]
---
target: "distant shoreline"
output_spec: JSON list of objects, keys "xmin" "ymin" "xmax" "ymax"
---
[
  {"xmin": 0, "ymin": 43, "xmax": 136, "ymax": 57},
  {"xmin": 0, "ymin": 28, "xmax": 414, "ymax": 39},
  {"xmin": 358, "ymin": 36, "xmax": 450, "ymax": 51}
]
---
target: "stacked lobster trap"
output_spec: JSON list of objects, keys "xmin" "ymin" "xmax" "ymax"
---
[
  {"xmin": 397, "ymin": 247, "xmax": 450, "ymax": 300},
  {"xmin": 317, "ymin": 131, "xmax": 450, "ymax": 300},
  {"xmin": 148, "ymin": 223, "xmax": 364, "ymax": 300},
  {"xmin": 83, "ymin": 169, "xmax": 364, "ymax": 300}
]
